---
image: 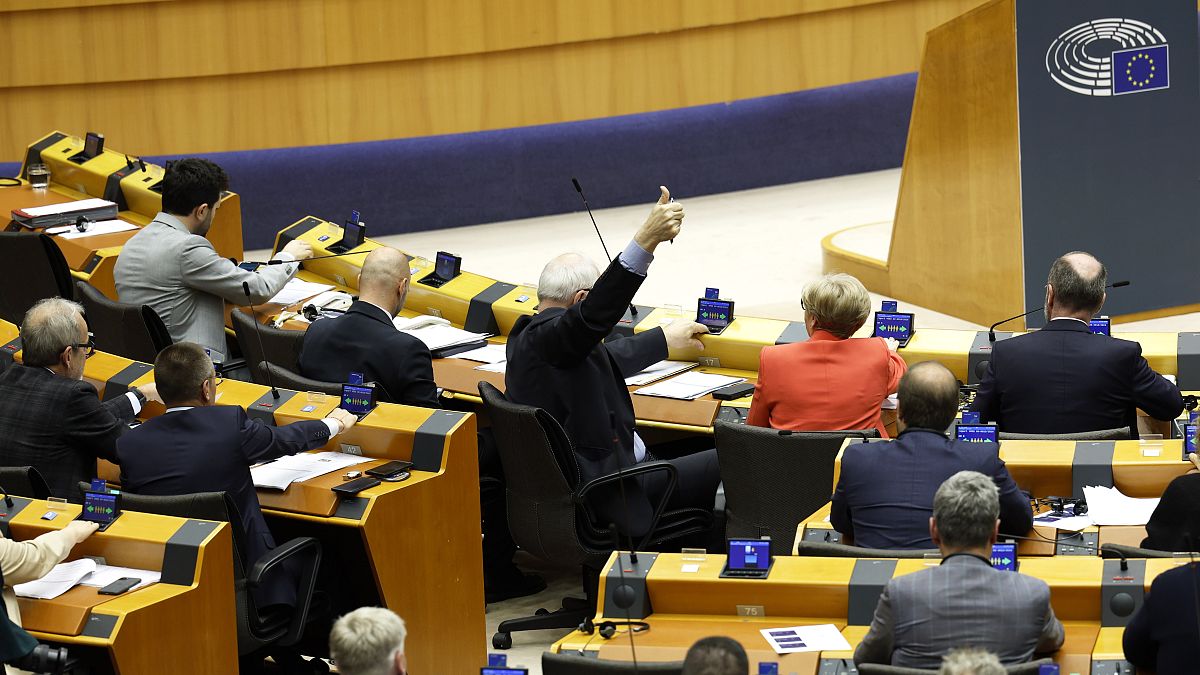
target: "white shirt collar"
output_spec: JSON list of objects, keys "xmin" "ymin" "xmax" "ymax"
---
[
  {"xmin": 1049, "ymin": 317, "xmax": 1090, "ymax": 326},
  {"xmin": 165, "ymin": 406, "xmax": 194, "ymax": 413}
]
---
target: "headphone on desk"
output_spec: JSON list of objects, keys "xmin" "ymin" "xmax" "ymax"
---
[{"xmin": 578, "ymin": 616, "xmax": 650, "ymax": 640}]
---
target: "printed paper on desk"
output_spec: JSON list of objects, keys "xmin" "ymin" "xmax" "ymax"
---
[
  {"xmin": 451, "ymin": 344, "xmax": 508, "ymax": 364},
  {"xmin": 475, "ymin": 361, "xmax": 507, "ymax": 374},
  {"xmin": 633, "ymin": 371, "xmax": 744, "ymax": 400},
  {"xmin": 759, "ymin": 623, "xmax": 851, "ymax": 654},
  {"xmin": 46, "ymin": 219, "xmax": 138, "ymax": 239},
  {"xmin": 14, "ymin": 198, "xmax": 115, "ymax": 218},
  {"xmin": 14, "ymin": 559, "xmax": 97, "ymax": 600},
  {"xmin": 624, "ymin": 360, "xmax": 697, "ymax": 386},
  {"xmin": 1082, "ymin": 485, "xmax": 1160, "ymax": 526},
  {"xmin": 268, "ymin": 279, "xmax": 335, "ymax": 306}
]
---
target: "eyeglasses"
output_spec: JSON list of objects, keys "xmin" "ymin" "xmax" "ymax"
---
[{"xmin": 69, "ymin": 333, "xmax": 95, "ymax": 357}]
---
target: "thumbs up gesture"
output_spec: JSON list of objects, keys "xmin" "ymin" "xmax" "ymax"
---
[{"xmin": 634, "ymin": 185, "xmax": 684, "ymax": 252}]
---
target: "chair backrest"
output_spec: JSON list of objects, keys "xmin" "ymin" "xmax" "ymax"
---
[
  {"xmin": 714, "ymin": 421, "xmax": 879, "ymax": 556},
  {"xmin": 76, "ymin": 281, "xmax": 172, "ymax": 363},
  {"xmin": 0, "ymin": 467, "xmax": 52, "ymax": 500},
  {"xmin": 260, "ymin": 362, "xmax": 342, "ymax": 396},
  {"xmin": 114, "ymin": 489, "xmax": 250, "ymax": 580},
  {"xmin": 1101, "ymin": 542, "xmax": 1176, "ymax": 559},
  {"xmin": 478, "ymin": 382, "xmax": 596, "ymax": 566},
  {"xmin": 793, "ymin": 540, "xmax": 939, "ymax": 559},
  {"xmin": 0, "ymin": 232, "xmax": 75, "ymax": 325},
  {"xmin": 999, "ymin": 427, "xmax": 1130, "ymax": 441},
  {"xmin": 858, "ymin": 658, "xmax": 1053, "ymax": 675},
  {"xmin": 231, "ymin": 310, "xmax": 306, "ymax": 385},
  {"xmin": 542, "ymin": 652, "xmax": 684, "ymax": 674}
]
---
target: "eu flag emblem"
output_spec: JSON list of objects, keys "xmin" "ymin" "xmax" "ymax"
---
[{"xmin": 1112, "ymin": 44, "xmax": 1169, "ymax": 95}]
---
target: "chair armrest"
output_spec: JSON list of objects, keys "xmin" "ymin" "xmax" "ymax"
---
[
  {"xmin": 214, "ymin": 358, "xmax": 246, "ymax": 376},
  {"xmin": 247, "ymin": 536, "xmax": 322, "ymax": 646},
  {"xmin": 576, "ymin": 461, "xmax": 678, "ymax": 551}
]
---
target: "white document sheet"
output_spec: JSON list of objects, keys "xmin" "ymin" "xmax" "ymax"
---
[
  {"xmin": 46, "ymin": 219, "xmax": 138, "ymax": 239},
  {"xmin": 1082, "ymin": 485, "xmax": 1161, "ymax": 526},
  {"xmin": 15, "ymin": 198, "xmax": 115, "ymax": 218},
  {"xmin": 1032, "ymin": 513, "xmax": 1094, "ymax": 532},
  {"xmin": 451, "ymin": 344, "xmax": 508, "ymax": 364},
  {"xmin": 399, "ymin": 324, "xmax": 490, "ymax": 351},
  {"xmin": 14, "ymin": 559, "xmax": 97, "ymax": 600},
  {"xmin": 624, "ymin": 360, "xmax": 697, "ymax": 386},
  {"xmin": 252, "ymin": 451, "xmax": 372, "ymax": 490},
  {"xmin": 267, "ymin": 279, "xmax": 334, "ymax": 306},
  {"xmin": 79, "ymin": 564, "xmax": 161, "ymax": 591},
  {"xmin": 475, "ymin": 361, "xmax": 507, "ymax": 374},
  {"xmin": 760, "ymin": 623, "xmax": 852, "ymax": 654},
  {"xmin": 633, "ymin": 372, "xmax": 745, "ymax": 400}
]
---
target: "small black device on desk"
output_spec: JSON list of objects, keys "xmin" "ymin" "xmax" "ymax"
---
[
  {"xmin": 720, "ymin": 537, "xmax": 773, "ymax": 579},
  {"xmin": 332, "ymin": 475, "xmax": 380, "ymax": 496},
  {"xmin": 366, "ymin": 460, "xmax": 413, "ymax": 479},
  {"xmin": 872, "ymin": 311, "xmax": 915, "ymax": 347},
  {"xmin": 697, "ymin": 298, "xmax": 734, "ymax": 336},
  {"xmin": 98, "ymin": 577, "xmax": 141, "ymax": 595},
  {"xmin": 990, "ymin": 542, "xmax": 1018, "ymax": 571},
  {"xmin": 79, "ymin": 490, "xmax": 121, "ymax": 532},
  {"xmin": 238, "ymin": 261, "xmax": 262, "ymax": 272},
  {"xmin": 70, "ymin": 131, "xmax": 105, "ymax": 164},
  {"xmin": 328, "ymin": 210, "xmax": 365, "ymax": 254},
  {"xmin": 418, "ymin": 251, "xmax": 462, "ymax": 288},
  {"xmin": 341, "ymin": 382, "xmax": 377, "ymax": 419},
  {"xmin": 1184, "ymin": 423, "xmax": 1197, "ymax": 460},
  {"xmin": 712, "ymin": 382, "xmax": 754, "ymax": 400}
]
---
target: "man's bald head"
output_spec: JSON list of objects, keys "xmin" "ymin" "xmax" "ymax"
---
[
  {"xmin": 897, "ymin": 361, "xmax": 960, "ymax": 431},
  {"xmin": 537, "ymin": 252, "xmax": 601, "ymax": 305},
  {"xmin": 1047, "ymin": 251, "xmax": 1107, "ymax": 316},
  {"xmin": 357, "ymin": 247, "xmax": 411, "ymax": 315}
]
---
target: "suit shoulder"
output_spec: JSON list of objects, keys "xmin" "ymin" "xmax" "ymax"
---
[{"xmin": 1015, "ymin": 572, "xmax": 1052, "ymax": 597}]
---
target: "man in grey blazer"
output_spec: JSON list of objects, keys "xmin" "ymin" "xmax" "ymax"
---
[
  {"xmin": 114, "ymin": 158, "xmax": 312, "ymax": 363},
  {"xmin": 855, "ymin": 471, "xmax": 1064, "ymax": 668}
]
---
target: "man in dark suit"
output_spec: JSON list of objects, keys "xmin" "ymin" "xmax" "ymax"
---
[
  {"xmin": 971, "ymin": 251, "xmax": 1182, "ymax": 437},
  {"xmin": 855, "ymin": 471, "xmax": 1064, "ymax": 668},
  {"xmin": 299, "ymin": 247, "xmax": 438, "ymax": 408},
  {"xmin": 831, "ymin": 362, "xmax": 1031, "ymax": 549},
  {"xmin": 1123, "ymin": 556, "xmax": 1200, "ymax": 673},
  {"xmin": 1140, "ymin": 454, "xmax": 1200, "ymax": 552},
  {"xmin": 0, "ymin": 298, "xmax": 161, "ymax": 499},
  {"xmin": 505, "ymin": 186, "xmax": 719, "ymax": 535},
  {"xmin": 117, "ymin": 342, "xmax": 356, "ymax": 606}
]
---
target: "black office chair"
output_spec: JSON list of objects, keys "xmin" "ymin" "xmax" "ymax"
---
[
  {"xmin": 998, "ymin": 428, "xmax": 1130, "ymax": 441},
  {"xmin": 793, "ymin": 540, "xmax": 940, "ymax": 559},
  {"xmin": 713, "ymin": 420, "xmax": 879, "ymax": 556},
  {"xmin": 858, "ymin": 658, "xmax": 1054, "ymax": 674},
  {"xmin": 0, "ymin": 232, "xmax": 75, "ymax": 325},
  {"xmin": 1101, "ymin": 543, "xmax": 1177, "ymax": 559},
  {"xmin": 231, "ymin": 311, "xmax": 306, "ymax": 386},
  {"xmin": 76, "ymin": 281, "xmax": 173, "ymax": 363},
  {"xmin": 99, "ymin": 488, "xmax": 324, "ymax": 666},
  {"xmin": 0, "ymin": 467, "xmax": 51, "ymax": 501},
  {"xmin": 542, "ymin": 651, "xmax": 684, "ymax": 674},
  {"xmin": 260, "ymin": 362, "xmax": 342, "ymax": 397},
  {"xmin": 478, "ymin": 382, "xmax": 712, "ymax": 650}
]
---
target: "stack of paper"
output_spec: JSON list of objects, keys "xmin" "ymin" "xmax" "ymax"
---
[
  {"xmin": 267, "ymin": 279, "xmax": 334, "ymax": 306},
  {"xmin": 14, "ymin": 559, "xmax": 98, "ymax": 599},
  {"xmin": 633, "ymin": 372, "xmax": 745, "ymax": 400},
  {"xmin": 1082, "ymin": 485, "xmax": 1160, "ymax": 526},
  {"xmin": 450, "ymin": 344, "xmax": 507, "ymax": 364},
  {"xmin": 398, "ymin": 324, "xmax": 491, "ymax": 351},
  {"xmin": 45, "ymin": 219, "xmax": 138, "ymax": 239},
  {"xmin": 759, "ymin": 624, "xmax": 852, "ymax": 654},
  {"xmin": 624, "ymin": 360, "xmax": 697, "ymax": 386},
  {"xmin": 252, "ymin": 451, "xmax": 372, "ymax": 490}
]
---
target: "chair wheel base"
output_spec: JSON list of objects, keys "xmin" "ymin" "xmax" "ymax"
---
[{"xmin": 492, "ymin": 632, "xmax": 513, "ymax": 649}]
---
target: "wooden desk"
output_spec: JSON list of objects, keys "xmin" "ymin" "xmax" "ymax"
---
[{"xmin": 5, "ymin": 498, "xmax": 236, "ymax": 674}]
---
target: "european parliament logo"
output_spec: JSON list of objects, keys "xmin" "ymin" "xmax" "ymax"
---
[{"xmin": 1046, "ymin": 18, "xmax": 1169, "ymax": 97}]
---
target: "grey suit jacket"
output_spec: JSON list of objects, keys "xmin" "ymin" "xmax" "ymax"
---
[
  {"xmin": 854, "ymin": 554, "xmax": 1065, "ymax": 668},
  {"xmin": 114, "ymin": 213, "xmax": 298, "ymax": 362}
]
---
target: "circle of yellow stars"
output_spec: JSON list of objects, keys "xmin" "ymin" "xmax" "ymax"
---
[{"xmin": 1126, "ymin": 52, "xmax": 1157, "ymax": 88}]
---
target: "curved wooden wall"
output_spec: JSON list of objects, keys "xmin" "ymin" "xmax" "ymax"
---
[{"xmin": 0, "ymin": 0, "xmax": 982, "ymax": 159}]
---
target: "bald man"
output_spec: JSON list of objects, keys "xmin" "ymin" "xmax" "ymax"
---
[
  {"xmin": 298, "ymin": 247, "xmax": 439, "ymax": 408},
  {"xmin": 971, "ymin": 251, "xmax": 1182, "ymax": 437}
]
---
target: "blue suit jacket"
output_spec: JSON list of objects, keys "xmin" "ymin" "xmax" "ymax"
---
[
  {"xmin": 971, "ymin": 319, "xmax": 1183, "ymax": 437},
  {"xmin": 1123, "ymin": 562, "xmax": 1200, "ymax": 674},
  {"xmin": 831, "ymin": 428, "xmax": 1032, "ymax": 549}
]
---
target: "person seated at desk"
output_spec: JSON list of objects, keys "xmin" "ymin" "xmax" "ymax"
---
[
  {"xmin": 505, "ymin": 186, "xmax": 719, "ymax": 534},
  {"xmin": 831, "ymin": 362, "xmax": 1031, "ymax": 549},
  {"xmin": 329, "ymin": 607, "xmax": 407, "ymax": 675},
  {"xmin": 971, "ymin": 251, "xmax": 1182, "ymax": 437},
  {"xmin": 855, "ymin": 471, "xmax": 1064, "ymax": 668},
  {"xmin": 298, "ymin": 247, "xmax": 438, "ymax": 408},
  {"xmin": 114, "ymin": 158, "xmax": 314, "ymax": 365},
  {"xmin": 1140, "ymin": 453, "xmax": 1200, "ymax": 552},
  {"xmin": 682, "ymin": 636, "xmax": 748, "ymax": 675},
  {"xmin": 746, "ymin": 273, "xmax": 905, "ymax": 437},
  {"xmin": 0, "ymin": 298, "xmax": 161, "ymax": 499},
  {"xmin": 116, "ymin": 342, "xmax": 357, "ymax": 607},
  {"xmin": 1122, "ymin": 543, "xmax": 1200, "ymax": 673}
]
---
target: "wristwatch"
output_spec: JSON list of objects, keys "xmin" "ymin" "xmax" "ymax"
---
[{"xmin": 128, "ymin": 386, "xmax": 148, "ymax": 406}]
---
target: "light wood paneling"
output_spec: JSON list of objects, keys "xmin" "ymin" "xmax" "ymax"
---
[{"xmin": 0, "ymin": 0, "xmax": 981, "ymax": 159}]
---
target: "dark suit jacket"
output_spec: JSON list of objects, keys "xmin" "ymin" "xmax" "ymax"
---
[
  {"xmin": 1124, "ymin": 562, "xmax": 1200, "ymax": 674},
  {"xmin": 298, "ymin": 301, "xmax": 439, "ymax": 408},
  {"xmin": 971, "ymin": 319, "xmax": 1183, "ymax": 437},
  {"xmin": 116, "ymin": 405, "xmax": 331, "ymax": 604},
  {"xmin": 1141, "ymin": 473, "xmax": 1200, "ymax": 552},
  {"xmin": 831, "ymin": 428, "xmax": 1032, "ymax": 549},
  {"xmin": 0, "ymin": 364, "xmax": 135, "ymax": 499},
  {"xmin": 505, "ymin": 257, "xmax": 666, "ymax": 485}
]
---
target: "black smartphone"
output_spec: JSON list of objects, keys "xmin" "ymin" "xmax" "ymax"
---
[
  {"xmin": 366, "ymin": 460, "xmax": 413, "ymax": 479},
  {"xmin": 98, "ymin": 577, "xmax": 140, "ymax": 595},
  {"xmin": 331, "ymin": 476, "xmax": 381, "ymax": 496},
  {"xmin": 238, "ymin": 261, "xmax": 262, "ymax": 272}
]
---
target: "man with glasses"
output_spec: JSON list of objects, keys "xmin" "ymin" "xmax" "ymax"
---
[{"xmin": 0, "ymin": 298, "xmax": 161, "ymax": 498}]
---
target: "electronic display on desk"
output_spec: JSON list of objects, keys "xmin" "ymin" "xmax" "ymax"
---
[
  {"xmin": 481, "ymin": 669, "xmax": 528, "ymax": 675},
  {"xmin": 435, "ymin": 251, "xmax": 462, "ymax": 281},
  {"xmin": 720, "ymin": 538, "xmax": 773, "ymax": 579},
  {"xmin": 1185, "ymin": 423, "xmax": 1196, "ymax": 460},
  {"xmin": 84, "ymin": 132, "xmax": 105, "ymax": 159},
  {"xmin": 881, "ymin": 300, "xmax": 898, "ymax": 312},
  {"xmin": 990, "ymin": 542, "xmax": 1017, "ymax": 571},
  {"xmin": 697, "ymin": 298, "xmax": 734, "ymax": 336},
  {"xmin": 1089, "ymin": 318, "xmax": 1111, "ymax": 336},
  {"xmin": 81, "ymin": 490, "xmax": 121, "ymax": 531},
  {"xmin": 961, "ymin": 411, "xmax": 981, "ymax": 424},
  {"xmin": 873, "ymin": 311, "xmax": 915, "ymax": 347},
  {"xmin": 955, "ymin": 423, "xmax": 998, "ymax": 444},
  {"xmin": 341, "ymin": 383, "xmax": 377, "ymax": 417},
  {"xmin": 705, "ymin": 287, "xmax": 720, "ymax": 300}
]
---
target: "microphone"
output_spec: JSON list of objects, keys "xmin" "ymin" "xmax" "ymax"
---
[
  {"xmin": 242, "ymin": 282, "xmax": 280, "ymax": 400},
  {"xmin": 572, "ymin": 178, "xmax": 638, "ymax": 318},
  {"xmin": 265, "ymin": 250, "xmax": 371, "ymax": 265},
  {"xmin": 987, "ymin": 280, "xmax": 1131, "ymax": 343},
  {"xmin": 1000, "ymin": 532, "xmax": 1127, "ymax": 571}
]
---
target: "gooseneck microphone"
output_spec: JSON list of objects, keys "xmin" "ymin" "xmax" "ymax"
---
[
  {"xmin": 242, "ymin": 282, "xmax": 280, "ymax": 400},
  {"xmin": 265, "ymin": 250, "xmax": 371, "ymax": 265},
  {"xmin": 987, "ymin": 280, "xmax": 1131, "ymax": 343},
  {"xmin": 571, "ymin": 178, "xmax": 637, "ymax": 318}
]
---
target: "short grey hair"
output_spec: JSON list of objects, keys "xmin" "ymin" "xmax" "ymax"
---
[
  {"xmin": 537, "ymin": 253, "xmax": 601, "ymax": 304},
  {"xmin": 939, "ymin": 647, "xmax": 1004, "ymax": 675},
  {"xmin": 329, "ymin": 607, "xmax": 406, "ymax": 675},
  {"xmin": 20, "ymin": 298, "xmax": 85, "ymax": 367},
  {"xmin": 801, "ymin": 273, "xmax": 871, "ymax": 339},
  {"xmin": 1047, "ymin": 251, "xmax": 1106, "ymax": 314},
  {"xmin": 933, "ymin": 471, "xmax": 1000, "ymax": 550}
]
